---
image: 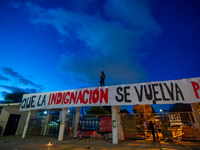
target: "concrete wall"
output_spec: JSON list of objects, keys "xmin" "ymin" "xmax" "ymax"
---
[
  {"xmin": 0, "ymin": 105, "xmax": 29, "ymax": 136},
  {"xmin": 0, "ymin": 108, "xmax": 10, "ymax": 136}
]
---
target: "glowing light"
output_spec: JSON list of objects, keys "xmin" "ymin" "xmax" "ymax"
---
[{"xmin": 48, "ymin": 142, "xmax": 52, "ymax": 146}]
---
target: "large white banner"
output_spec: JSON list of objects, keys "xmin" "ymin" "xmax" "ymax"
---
[{"xmin": 20, "ymin": 77, "xmax": 200, "ymax": 111}]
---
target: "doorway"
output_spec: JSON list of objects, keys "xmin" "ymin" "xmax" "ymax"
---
[{"xmin": 3, "ymin": 114, "xmax": 21, "ymax": 136}]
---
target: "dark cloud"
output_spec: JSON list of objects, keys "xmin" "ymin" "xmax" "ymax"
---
[
  {"xmin": 24, "ymin": 88, "xmax": 38, "ymax": 93},
  {"xmin": 1, "ymin": 67, "xmax": 43, "ymax": 88},
  {"xmin": 1, "ymin": 67, "xmax": 20, "ymax": 78},
  {"xmin": 0, "ymin": 67, "xmax": 43, "ymax": 99},
  {"xmin": 0, "ymin": 74, "xmax": 10, "ymax": 81},
  {"xmin": 18, "ymin": 77, "xmax": 43, "ymax": 88},
  {"xmin": 0, "ymin": 85, "xmax": 40, "ymax": 94},
  {"xmin": 1, "ymin": 85, "xmax": 21, "ymax": 91}
]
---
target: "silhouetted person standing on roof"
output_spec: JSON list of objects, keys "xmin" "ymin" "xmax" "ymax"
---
[{"xmin": 100, "ymin": 71, "xmax": 105, "ymax": 86}]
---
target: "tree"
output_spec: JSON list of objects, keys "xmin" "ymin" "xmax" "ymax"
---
[
  {"xmin": 81, "ymin": 106, "xmax": 91, "ymax": 116},
  {"xmin": 169, "ymin": 104, "xmax": 192, "ymax": 112},
  {"xmin": 133, "ymin": 105, "xmax": 154, "ymax": 122},
  {"xmin": 133, "ymin": 105, "xmax": 154, "ymax": 114},
  {"xmin": 4, "ymin": 90, "xmax": 28, "ymax": 103},
  {"xmin": 102, "ymin": 106, "xmax": 111, "ymax": 114},
  {"xmin": 120, "ymin": 109, "xmax": 130, "ymax": 114},
  {"xmin": 86, "ymin": 106, "xmax": 109, "ymax": 115}
]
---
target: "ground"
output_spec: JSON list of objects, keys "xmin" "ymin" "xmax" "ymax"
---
[{"xmin": 1, "ymin": 135, "xmax": 200, "ymax": 150}]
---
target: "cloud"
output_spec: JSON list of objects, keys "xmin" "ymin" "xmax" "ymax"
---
[
  {"xmin": 0, "ymin": 85, "xmax": 39, "ymax": 94},
  {"xmin": 1, "ymin": 67, "xmax": 20, "ymax": 78},
  {"xmin": 15, "ymin": 0, "xmax": 161, "ymax": 86},
  {"xmin": 0, "ymin": 74, "xmax": 10, "ymax": 81},
  {"xmin": 0, "ymin": 85, "xmax": 21, "ymax": 91},
  {"xmin": 1, "ymin": 67, "xmax": 43, "ymax": 89},
  {"xmin": 9, "ymin": 1, "xmax": 22, "ymax": 9},
  {"xmin": 18, "ymin": 77, "xmax": 42, "ymax": 88},
  {"xmin": 24, "ymin": 88, "xmax": 38, "ymax": 93}
]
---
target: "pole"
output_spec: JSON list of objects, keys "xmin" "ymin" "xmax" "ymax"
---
[
  {"xmin": 43, "ymin": 110, "xmax": 50, "ymax": 136},
  {"xmin": 191, "ymin": 103, "xmax": 200, "ymax": 137},
  {"xmin": 58, "ymin": 107, "xmax": 67, "ymax": 141},
  {"xmin": 22, "ymin": 111, "xmax": 31, "ymax": 138},
  {"xmin": 117, "ymin": 106, "xmax": 123, "ymax": 140},
  {"xmin": 188, "ymin": 112, "xmax": 199, "ymax": 141},
  {"xmin": 143, "ymin": 105, "xmax": 147, "ymax": 137},
  {"xmin": 112, "ymin": 106, "xmax": 118, "ymax": 144},
  {"xmin": 74, "ymin": 107, "xmax": 80, "ymax": 137}
]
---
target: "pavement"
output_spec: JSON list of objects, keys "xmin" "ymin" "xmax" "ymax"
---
[{"xmin": 0, "ymin": 135, "xmax": 200, "ymax": 150}]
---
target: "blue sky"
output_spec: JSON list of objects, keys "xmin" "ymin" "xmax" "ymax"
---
[{"xmin": 0, "ymin": 0, "xmax": 200, "ymax": 113}]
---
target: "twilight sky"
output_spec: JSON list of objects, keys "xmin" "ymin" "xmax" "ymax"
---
[{"xmin": 0, "ymin": 0, "xmax": 200, "ymax": 112}]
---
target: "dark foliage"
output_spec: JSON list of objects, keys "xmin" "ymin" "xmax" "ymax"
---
[
  {"xmin": 86, "ymin": 106, "xmax": 109, "ymax": 115},
  {"xmin": 169, "ymin": 104, "xmax": 192, "ymax": 112},
  {"xmin": 102, "ymin": 106, "xmax": 111, "ymax": 114},
  {"xmin": 4, "ymin": 90, "xmax": 28, "ymax": 103},
  {"xmin": 120, "ymin": 109, "xmax": 130, "ymax": 114}
]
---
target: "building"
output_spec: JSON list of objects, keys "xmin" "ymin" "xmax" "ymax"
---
[{"xmin": 0, "ymin": 103, "xmax": 37, "ymax": 136}]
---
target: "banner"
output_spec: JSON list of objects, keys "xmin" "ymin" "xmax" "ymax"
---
[
  {"xmin": 79, "ymin": 117, "xmax": 99, "ymax": 131},
  {"xmin": 100, "ymin": 117, "xmax": 112, "ymax": 132},
  {"xmin": 20, "ymin": 77, "xmax": 200, "ymax": 111},
  {"xmin": 169, "ymin": 114, "xmax": 182, "ymax": 126}
]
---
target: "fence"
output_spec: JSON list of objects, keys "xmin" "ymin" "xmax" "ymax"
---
[
  {"xmin": 131, "ymin": 112, "xmax": 200, "ymax": 141},
  {"xmin": 26, "ymin": 112, "xmax": 200, "ymax": 141},
  {"xmin": 162, "ymin": 112, "xmax": 199, "ymax": 140}
]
